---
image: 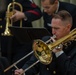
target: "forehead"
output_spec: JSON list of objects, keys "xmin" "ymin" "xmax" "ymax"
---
[
  {"xmin": 51, "ymin": 18, "xmax": 63, "ymax": 26},
  {"xmin": 41, "ymin": 0, "xmax": 52, "ymax": 9},
  {"xmin": 41, "ymin": 0, "xmax": 51, "ymax": 5}
]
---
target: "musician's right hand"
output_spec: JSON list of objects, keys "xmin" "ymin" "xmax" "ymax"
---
[
  {"xmin": 14, "ymin": 69, "xmax": 24, "ymax": 75},
  {"xmin": 10, "ymin": 10, "xmax": 26, "ymax": 22}
]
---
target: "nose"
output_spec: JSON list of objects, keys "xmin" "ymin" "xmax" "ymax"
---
[{"xmin": 44, "ymin": 9, "xmax": 47, "ymax": 13}]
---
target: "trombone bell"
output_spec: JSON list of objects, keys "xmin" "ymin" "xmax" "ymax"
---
[{"xmin": 33, "ymin": 39, "xmax": 52, "ymax": 65}]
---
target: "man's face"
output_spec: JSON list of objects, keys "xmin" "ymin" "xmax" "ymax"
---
[
  {"xmin": 41, "ymin": 0, "xmax": 57, "ymax": 15},
  {"xmin": 51, "ymin": 18, "xmax": 70, "ymax": 40}
]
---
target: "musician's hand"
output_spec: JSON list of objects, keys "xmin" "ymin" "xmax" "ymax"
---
[
  {"xmin": 52, "ymin": 44, "xmax": 63, "ymax": 53},
  {"xmin": 14, "ymin": 69, "xmax": 24, "ymax": 75},
  {"xmin": 50, "ymin": 36, "xmax": 63, "ymax": 53},
  {"xmin": 10, "ymin": 10, "xmax": 25, "ymax": 22}
]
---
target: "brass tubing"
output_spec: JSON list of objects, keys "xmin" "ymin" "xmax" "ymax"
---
[{"xmin": 4, "ymin": 51, "xmax": 33, "ymax": 72}]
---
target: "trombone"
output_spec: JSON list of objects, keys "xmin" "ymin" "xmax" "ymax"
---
[
  {"xmin": 4, "ymin": 51, "xmax": 34, "ymax": 72},
  {"xmin": 4, "ymin": 36, "xmax": 55, "ymax": 73},
  {"xmin": 4, "ymin": 28, "xmax": 76, "ymax": 74}
]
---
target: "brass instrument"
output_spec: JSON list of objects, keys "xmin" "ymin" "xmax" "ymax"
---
[
  {"xmin": 33, "ymin": 28, "xmax": 76, "ymax": 65},
  {"xmin": 2, "ymin": 0, "xmax": 23, "ymax": 36},
  {"xmin": 4, "ymin": 28, "xmax": 76, "ymax": 74}
]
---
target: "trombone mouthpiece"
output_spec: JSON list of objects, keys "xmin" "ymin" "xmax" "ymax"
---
[{"xmin": 52, "ymin": 35, "xmax": 56, "ymax": 39}]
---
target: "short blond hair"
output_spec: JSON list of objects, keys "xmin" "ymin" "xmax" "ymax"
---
[{"xmin": 52, "ymin": 10, "xmax": 72, "ymax": 25}]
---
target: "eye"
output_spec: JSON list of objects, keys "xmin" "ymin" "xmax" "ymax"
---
[
  {"xmin": 44, "ymin": 7, "xmax": 50, "ymax": 10},
  {"xmin": 54, "ymin": 28, "xmax": 59, "ymax": 30}
]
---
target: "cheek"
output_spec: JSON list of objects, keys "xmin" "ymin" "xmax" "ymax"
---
[
  {"xmin": 51, "ymin": 6, "xmax": 55, "ymax": 12},
  {"xmin": 49, "ymin": 8, "xmax": 54, "ymax": 12},
  {"xmin": 56, "ymin": 30, "xmax": 63, "ymax": 39},
  {"xmin": 59, "ymin": 30, "xmax": 66, "ymax": 38}
]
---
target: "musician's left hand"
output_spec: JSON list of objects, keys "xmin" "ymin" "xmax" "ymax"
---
[{"xmin": 50, "ymin": 36, "xmax": 63, "ymax": 53}]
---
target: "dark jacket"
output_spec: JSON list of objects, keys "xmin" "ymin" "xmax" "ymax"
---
[
  {"xmin": 22, "ymin": 36, "xmax": 76, "ymax": 75},
  {"xmin": 43, "ymin": 1, "xmax": 76, "ymax": 34},
  {"xmin": 0, "ymin": 57, "xmax": 10, "ymax": 75}
]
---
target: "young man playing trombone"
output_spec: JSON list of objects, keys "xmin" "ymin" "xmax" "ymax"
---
[{"xmin": 14, "ymin": 10, "xmax": 76, "ymax": 75}]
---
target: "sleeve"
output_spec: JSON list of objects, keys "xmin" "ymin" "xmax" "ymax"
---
[
  {"xmin": 55, "ymin": 48, "xmax": 76, "ymax": 75},
  {"xmin": 0, "ymin": 61, "xmax": 4, "ymax": 75},
  {"xmin": 21, "ymin": 0, "xmax": 42, "ymax": 22},
  {"xmin": 55, "ymin": 50, "xmax": 64, "ymax": 57},
  {"xmin": 69, "ymin": 6, "xmax": 76, "ymax": 30},
  {"xmin": 22, "ymin": 55, "xmax": 39, "ymax": 75}
]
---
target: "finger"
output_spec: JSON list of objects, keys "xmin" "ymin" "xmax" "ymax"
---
[
  {"xmin": 15, "ymin": 70, "xmax": 20, "ymax": 75},
  {"xmin": 10, "ymin": 9, "xmax": 18, "ymax": 19}
]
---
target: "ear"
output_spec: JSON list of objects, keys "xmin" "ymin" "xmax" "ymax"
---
[
  {"xmin": 54, "ymin": 0, "xmax": 58, "ymax": 4},
  {"xmin": 66, "ymin": 24, "xmax": 71, "ymax": 31}
]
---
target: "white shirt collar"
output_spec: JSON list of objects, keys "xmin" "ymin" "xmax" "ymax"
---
[{"xmin": 55, "ymin": 1, "xmax": 59, "ymax": 13}]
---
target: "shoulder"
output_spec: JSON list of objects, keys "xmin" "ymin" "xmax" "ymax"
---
[
  {"xmin": 42, "ymin": 36, "xmax": 51, "ymax": 42},
  {"xmin": 59, "ymin": 1, "xmax": 76, "ymax": 7},
  {"xmin": 59, "ymin": 1, "xmax": 76, "ymax": 15},
  {"xmin": 60, "ymin": 1, "xmax": 76, "ymax": 9}
]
